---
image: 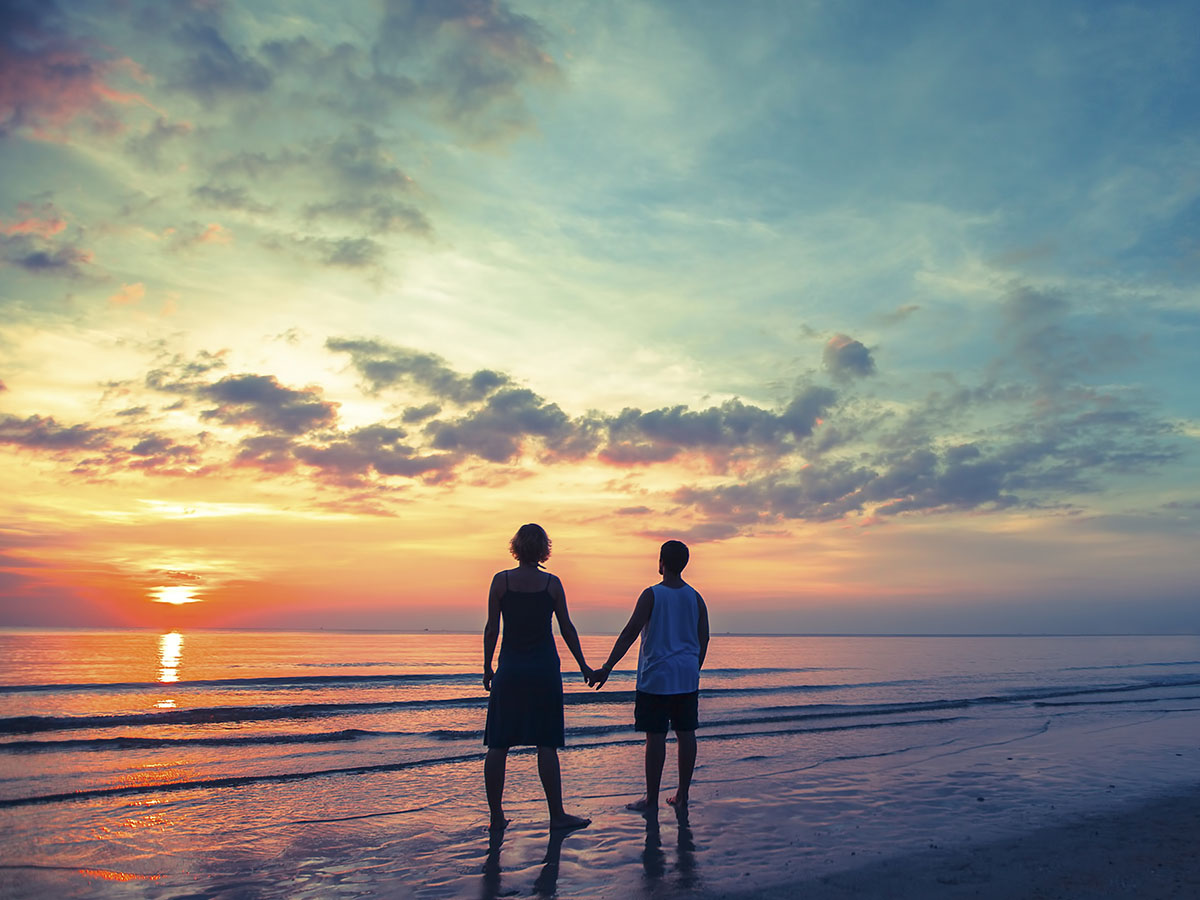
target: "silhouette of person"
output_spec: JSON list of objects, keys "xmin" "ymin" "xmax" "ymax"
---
[
  {"xmin": 590, "ymin": 540, "xmax": 710, "ymax": 816},
  {"xmin": 483, "ymin": 523, "xmax": 593, "ymax": 831}
]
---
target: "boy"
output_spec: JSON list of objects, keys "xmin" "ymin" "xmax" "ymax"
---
[{"xmin": 590, "ymin": 540, "xmax": 710, "ymax": 814}]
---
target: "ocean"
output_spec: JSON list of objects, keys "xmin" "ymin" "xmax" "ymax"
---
[{"xmin": 2, "ymin": 629, "xmax": 1198, "ymax": 898}]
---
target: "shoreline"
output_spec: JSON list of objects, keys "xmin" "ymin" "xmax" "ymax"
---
[{"xmin": 707, "ymin": 786, "xmax": 1200, "ymax": 899}]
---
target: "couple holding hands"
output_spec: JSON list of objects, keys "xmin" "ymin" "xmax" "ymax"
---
[{"xmin": 483, "ymin": 523, "xmax": 710, "ymax": 831}]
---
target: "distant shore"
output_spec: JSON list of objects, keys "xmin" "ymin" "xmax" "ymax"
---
[{"xmin": 708, "ymin": 786, "xmax": 1200, "ymax": 899}]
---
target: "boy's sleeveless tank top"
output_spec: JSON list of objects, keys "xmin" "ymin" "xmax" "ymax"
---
[{"xmin": 636, "ymin": 583, "xmax": 701, "ymax": 695}]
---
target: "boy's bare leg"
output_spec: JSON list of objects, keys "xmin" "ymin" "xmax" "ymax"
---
[
  {"xmin": 537, "ymin": 746, "xmax": 591, "ymax": 830},
  {"xmin": 626, "ymin": 732, "xmax": 667, "ymax": 815},
  {"xmin": 485, "ymin": 747, "xmax": 510, "ymax": 829},
  {"xmin": 666, "ymin": 730, "xmax": 696, "ymax": 808}
]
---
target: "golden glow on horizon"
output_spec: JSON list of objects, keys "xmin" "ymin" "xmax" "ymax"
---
[
  {"xmin": 150, "ymin": 586, "xmax": 202, "ymax": 605},
  {"xmin": 158, "ymin": 632, "xmax": 182, "ymax": 683}
]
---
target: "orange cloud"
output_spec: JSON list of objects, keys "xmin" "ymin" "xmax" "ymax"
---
[
  {"xmin": 197, "ymin": 223, "xmax": 231, "ymax": 245},
  {"xmin": 109, "ymin": 282, "xmax": 146, "ymax": 305},
  {"xmin": 1, "ymin": 202, "xmax": 67, "ymax": 238}
]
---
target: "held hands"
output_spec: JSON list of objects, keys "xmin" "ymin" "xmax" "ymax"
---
[
  {"xmin": 585, "ymin": 663, "xmax": 611, "ymax": 690},
  {"xmin": 483, "ymin": 667, "xmax": 493, "ymax": 692}
]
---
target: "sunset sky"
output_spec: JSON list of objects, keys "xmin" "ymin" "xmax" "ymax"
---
[{"xmin": 2, "ymin": 0, "xmax": 1198, "ymax": 634}]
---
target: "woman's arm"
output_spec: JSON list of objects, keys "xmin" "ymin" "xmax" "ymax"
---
[
  {"xmin": 550, "ymin": 576, "xmax": 592, "ymax": 678},
  {"xmin": 482, "ymin": 572, "xmax": 503, "ymax": 691}
]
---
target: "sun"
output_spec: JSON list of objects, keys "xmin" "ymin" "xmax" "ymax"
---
[{"xmin": 149, "ymin": 585, "xmax": 203, "ymax": 605}]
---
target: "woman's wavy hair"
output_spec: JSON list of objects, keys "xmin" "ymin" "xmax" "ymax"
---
[{"xmin": 509, "ymin": 523, "xmax": 552, "ymax": 566}]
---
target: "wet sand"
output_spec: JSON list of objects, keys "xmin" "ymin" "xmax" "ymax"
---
[{"xmin": 708, "ymin": 787, "xmax": 1200, "ymax": 900}]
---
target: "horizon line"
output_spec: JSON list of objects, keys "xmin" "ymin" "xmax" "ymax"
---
[{"xmin": 1, "ymin": 627, "xmax": 1197, "ymax": 638}]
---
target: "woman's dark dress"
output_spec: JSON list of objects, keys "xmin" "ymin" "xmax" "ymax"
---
[{"xmin": 484, "ymin": 572, "xmax": 564, "ymax": 749}]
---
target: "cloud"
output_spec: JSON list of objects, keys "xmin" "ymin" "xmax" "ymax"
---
[
  {"xmin": 996, "ymin": 286, "xmax": 1142, "ymax": 392},
  {"xmin": 0, "ymin": 234, "xmax": 93, "ymax": 277},
  {"xmin": 425, "ymin": 387, "xmax": 575, "ymax": 463},
  {"xmin": 0, "ymin": 202, "xmax": 66, "ymax": 237},
  {"xmin": 878, "ymin": 304, "xmax": 920, "ymax": 326},
  {"xmin": 191, "ymin": 184, "xmax": 271, "ymax": 214},
  {"xmin": 108, "ymin": 282, "xmax": 145, "ymax": 305},
  {"xmin": 614, "ymin": 505, "xmax": 652, "ymax": 516},
  {"xmin": 124, "ymin": 115, "xmax": 192, "ymax": 167},
  {"xmin": 402, "ymin": 402, "xmax": 442, "ymax": 423},
  {"xmin": 291, "ymin": 424, "xmax": 456, "ymax": 483},
  {"xmin": 231, "ymin": 425, "xmax": 456, "ymax": 484},
  {"xmin": 263, "ymin": 233, "xmax": 383, "ymax": 269},
  {"xmin": 0, "ymin": 413, "xmax": 113, "ymax": 451},
  {"xmin": 638, "ymin": 521, "xmax": 742, "ymax": 544},
  {"xmin": 373, "ymin": 0, "xmax": 560, "ymax": 143},
  {"xmin": 167, "ymin": 19, "xmax": 273, "ymax": 104},
  {"xmin": 0, "ymin": 0, "xmax": 146, "ymax": 139},
  {"xmin": 595, "ymin": 388, "xmax": 839, "ymax": 466},
  {"xmin": 197, "ymin": 374, "xmax": 338, "ymax": 435},
  {"xmin": 165, "ymin": 222, "xmax": 232, "ymax": 251},
  {"xmin": 823, "ymin": 334, "xmax": 876, "ymax": 381},
  {"xmin": 232, "ymin": 434, "xmax": 296, "ymax": 473},
  {"xmin": 0, "ymin": 204, "xmax": 93, "ymax": 277},
  {"xmin": 303, "ymin": 196, "xmax": 430, "ymax": 236},
  {"xmin": 144, "ymin": 349, "xmax": 228, "ymax": 393},
  {"xmin": 328, "ymin": 337, "xmax": 511, "ymax": 401},
  {"xmin": 123, "ymin": 433, "xmax": 206, "ymax": 474}
]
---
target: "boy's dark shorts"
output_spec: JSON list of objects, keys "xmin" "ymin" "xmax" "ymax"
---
[{"xmin": 634, "ymin": 690, "xmax": 699, "ymax": 733}]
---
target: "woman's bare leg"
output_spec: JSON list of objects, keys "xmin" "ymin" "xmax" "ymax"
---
[
  {"xmin": 485, "ymin": 747, "xmax": 510, "ymax": 829},
  {"xmin": 537, "ymin": 746, "xmax": 590, "ymax": 829}
]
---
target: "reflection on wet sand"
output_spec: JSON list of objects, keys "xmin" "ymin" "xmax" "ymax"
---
[
  {"xmin": 481, "ymin": 830, "xmax": 502, "ymax": 899},
  {"xmin": 643, "ymin": 806, "xmax": 701, "ymax": 891},
  {"xmin": 533, "ymin": 828, "xmax": 568, "ymax": 898},
  {"xmin": 480, "ymin": 827, "xmax": 571, "ymax": 899}
]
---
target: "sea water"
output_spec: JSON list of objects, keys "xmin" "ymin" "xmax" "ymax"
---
[{"xmin": 1, "ymin": 630, "xmax": 1198, "ymax": 897}]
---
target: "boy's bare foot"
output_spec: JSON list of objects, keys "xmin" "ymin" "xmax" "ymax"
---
[
  {"xmin": 666, "ymin": 792, "xmax": 688, "ymax": 808},
  {"xmin": 549, "ymin": 813, "xmax": 591, "ymax": 831},
  {"xmin": 625, "ymin": 796, "xmax": 657, "ymax": 816},
  {"xmin": 489, "ymin": 815, "xmax": 510, "ymax": 831}
]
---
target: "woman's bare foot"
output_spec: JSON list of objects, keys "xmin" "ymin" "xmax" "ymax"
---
[
  {"xmin": 549, "ymin": 812, "xmax": 590, "ymax": 831},
  {"xmin": 666, "ymin": 792, "xmax": 688, "ymax": 809},
  {"xmin": 489, "ymin": 815, "xmax": 510, "ymax": 831}
]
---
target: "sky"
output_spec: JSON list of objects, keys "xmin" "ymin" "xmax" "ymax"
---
[{"xmin": 1, "ymin": 0, "xmax": 1198, "ymax": 634}]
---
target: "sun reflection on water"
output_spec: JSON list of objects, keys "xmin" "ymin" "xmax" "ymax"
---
[
  {"xmin": 78, "ymin": 869, "xmax": 163, "ymax": 882},
  {"xmin": 158, "ymin": 632, "xmax": 182, "ymax": 683}
]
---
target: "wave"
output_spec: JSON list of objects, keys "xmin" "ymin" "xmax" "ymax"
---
[
  {"xmin": 0, "ymin": 716, "xmax": 960, "ymax": 808},
  {"xmin": 1061, "ymin": 660, "xmax": 1200, "ymax": 672},
  {"xmin": 0, "ymin": 665, "xmax": 834, "ymax": 695},
  {"xmin": 4, "ymin": 676, "xmax": 1197, "ymax": 740},
  {"xmin": 0, "ymin": 682, "xmax": 921, "ymax": 735}
]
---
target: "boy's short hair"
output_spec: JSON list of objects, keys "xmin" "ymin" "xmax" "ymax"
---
[{"xmin": 660, "ymin": 540, "xmax": 689, "ymax": 573}]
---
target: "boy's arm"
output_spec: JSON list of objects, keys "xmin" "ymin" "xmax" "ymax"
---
[
  {"xmin": 591, "ymin": 588, "xmax": 654, "ymax": 689},
  {"xmin": 696, "ymin": 592, "xmax": 710, "ymax": 670}
]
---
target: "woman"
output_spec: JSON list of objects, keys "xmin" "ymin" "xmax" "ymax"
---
[{"xmin": 483, "ymin": 523, "xmax": 592, "ymax": 831}]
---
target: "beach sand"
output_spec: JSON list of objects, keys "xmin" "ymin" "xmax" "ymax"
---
[
  {"xmin": 707, "ymin": 787, "xmax": 1200, "ymax": 899},
  {"xmin": 2, "ymin": 700, "xmax": 1198, "ymax": 898}
]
